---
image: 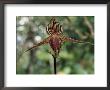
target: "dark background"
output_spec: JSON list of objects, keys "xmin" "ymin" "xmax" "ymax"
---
[{"xmin": 0, "ymin": 0, "xmax": 109, "ymax": 4}]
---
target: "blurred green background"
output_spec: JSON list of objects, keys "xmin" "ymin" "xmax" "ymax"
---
[{"xmin": 16, "ymin": 16, "xmax": 94, "ymax": 74}]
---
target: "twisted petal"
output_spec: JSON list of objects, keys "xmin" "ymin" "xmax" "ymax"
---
[
  {"xmin": 25, "ymin": 36, "xmax": 51, "ymax": 52},
  {"xmin": 60, "ymin": 35, "xmax": 94, "ymax": 45}
]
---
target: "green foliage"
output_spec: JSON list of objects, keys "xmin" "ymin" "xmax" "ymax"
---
[{"xmin": 16, "ymin": 16, "xmax": 94, "ymax": 74}]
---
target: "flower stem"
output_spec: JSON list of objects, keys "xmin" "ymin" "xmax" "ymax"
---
[{"xmin": 53, "ymin": 56, "xmax": 56, "ymax": 74}]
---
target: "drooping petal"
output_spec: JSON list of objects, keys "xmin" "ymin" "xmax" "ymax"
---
[{"xmin": 25, "ymin": 36, "xmax": 51, "ymax": 52}]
